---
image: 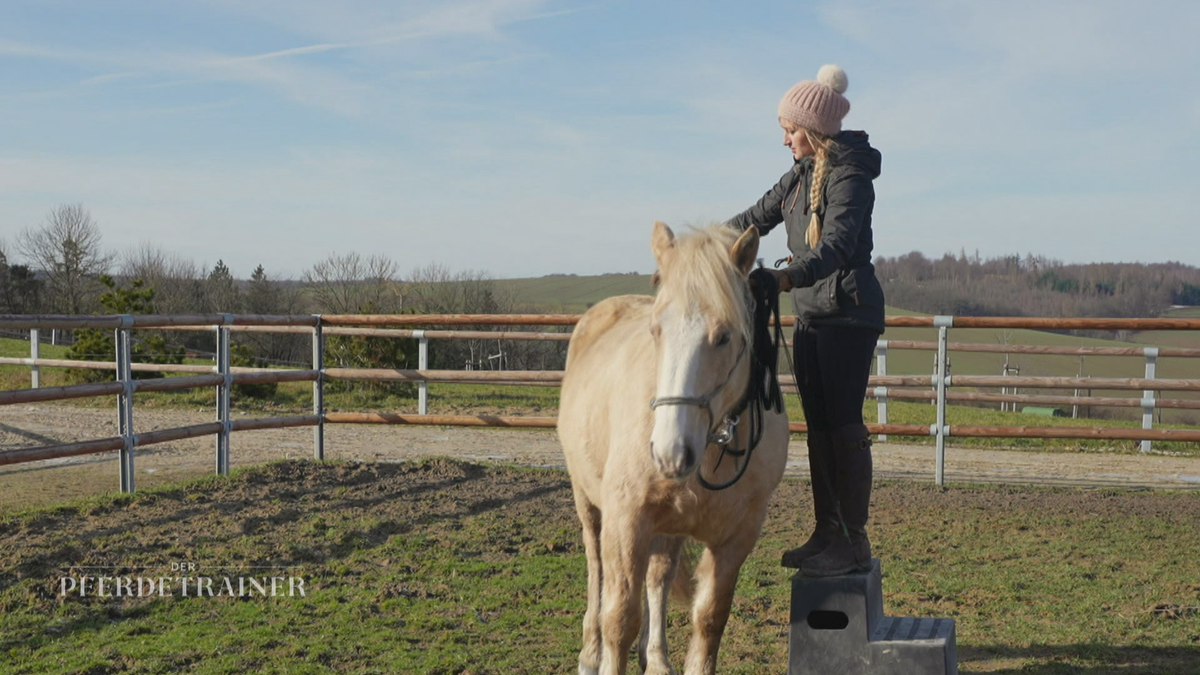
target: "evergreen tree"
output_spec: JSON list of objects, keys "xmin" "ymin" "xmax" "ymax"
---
[
  {"xmin": 65, "ymin": 276, "xmax": 185, "ymax": 383},
  {"xmin": 205, "ymin": 259, "xmax": 241, "ymax": 313}
]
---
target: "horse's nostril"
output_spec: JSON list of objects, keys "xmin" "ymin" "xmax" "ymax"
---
[{"xmin": 683, "ymin": 445, "xmax": 695, "ymax": 470}]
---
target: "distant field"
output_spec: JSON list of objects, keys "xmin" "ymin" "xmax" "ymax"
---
[
  {"xmin": 496, "ymin": 274, "xmax": 654, "ymax": 313},
  {"xmin": 1130, "ymin": 305, "xmax": 1200, "ymax": 348}
]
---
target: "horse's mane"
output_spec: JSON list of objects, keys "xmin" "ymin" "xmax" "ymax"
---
[{"xmin": 655, "ymin": 224, "xmax": 753, "ymax": 343}]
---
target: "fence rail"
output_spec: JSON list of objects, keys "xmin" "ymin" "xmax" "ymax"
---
[{"xmin": 2, "ymin": 312, "xmax": 1199, "ymax": 489}]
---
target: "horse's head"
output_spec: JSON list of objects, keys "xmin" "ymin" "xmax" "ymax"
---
[{"xmin": 647, "ymin": 221, "xmax": 760, "ymax": 479}]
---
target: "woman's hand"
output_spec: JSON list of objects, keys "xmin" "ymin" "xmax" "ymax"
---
[
  {"xmin": 749, "ymin": 267, "xmax": 794, "ymax": 294},
  {"xmin": 773, "ymin": 269, "xmax": 793, "ymax": 292}
]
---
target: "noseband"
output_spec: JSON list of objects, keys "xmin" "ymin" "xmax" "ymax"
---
[{"xmin": 649, "ymin": 337, "xmax": 748, "ymax": 447}]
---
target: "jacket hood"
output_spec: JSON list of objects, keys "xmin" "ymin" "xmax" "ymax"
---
[{"xmin": 828, "ymin": 130, "xmax": 881, "ymax": 179}]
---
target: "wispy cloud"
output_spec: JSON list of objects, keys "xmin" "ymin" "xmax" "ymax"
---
[
  {"xmin": 80, "ymin": 71, "xmax": 144, "ymax": 86},
  {"xmin": 2, "ymin": 0, "xmax": 1198, "ymax": 276},
  {"xmin": 1, "ymin": 0, "xmax": 575, "ymax": 117}
]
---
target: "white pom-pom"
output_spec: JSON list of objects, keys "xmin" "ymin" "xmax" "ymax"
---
[{"xmin": 817, "ymin": 64, "xmax": 848, "ymax": 94}]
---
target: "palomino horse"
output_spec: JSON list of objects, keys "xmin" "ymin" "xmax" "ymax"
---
[{"xmin": 558, "ymin": 222, "xmax": 789, "ymax": 675}]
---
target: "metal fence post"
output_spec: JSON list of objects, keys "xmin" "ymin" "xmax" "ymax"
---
[
  {"xmin": 1142, "ymin": 347, "xmax": 1158, "ymax": 453},
  {"xmin": 116, "ymin": 316, "xmax": 135, "ymax": 493},
  {"xmin": 875, "ymin": 340, "xmax": 888, "ymax": 441},
  {"xmin": 934, "ymin": 316, "xmax": 953, "ymax": 486},
  {"xmin": 313, "ymin": 318, "xmax": 325, "ymax": 460},
  {"xmin": 30, "ymin": 328, "xmax": 40, "ymax": 389},
  {"xmin": 215, "ymin": 316, "xmax": 233, "ymax": 475},
  {"xmin": 415, "ymin": 329, "xmax": 429, "ymax": 415}
]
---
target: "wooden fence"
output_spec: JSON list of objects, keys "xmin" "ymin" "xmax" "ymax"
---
[{"xmin": 2, "ymin": 312, "xmax": 1200, "ymax": 489}]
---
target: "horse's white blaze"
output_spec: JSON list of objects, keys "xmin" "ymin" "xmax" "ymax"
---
[{"xmin": 650, "ymin": 305, "xmax": 710, "ymax": 479}]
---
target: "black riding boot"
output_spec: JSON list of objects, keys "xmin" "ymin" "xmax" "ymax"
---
[
  {"xmin": 782, "ymin": 429, "xmax": 840, "ymax": 568},
  {"xmin": 801, "ymin": 424, "xmax": 873, "ymax": 577}
]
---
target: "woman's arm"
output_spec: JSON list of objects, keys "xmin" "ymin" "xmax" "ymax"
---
[
  {"xmin": 726, "ymin": 167, "xmax": 796, "ymax": 234},
  {"xmin": 782, "ymin": 168, "xmax": 874, "ymax": 289}
]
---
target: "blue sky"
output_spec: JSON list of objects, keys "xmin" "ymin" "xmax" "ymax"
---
[{"xmin": 2, "ymin": 0, "xmax": 1198, "ymax": 279}]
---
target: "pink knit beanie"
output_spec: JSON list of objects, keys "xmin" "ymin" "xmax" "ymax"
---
[{"xmin": 777, "ymin": 64, "xmax": 850, "ymax": 137}]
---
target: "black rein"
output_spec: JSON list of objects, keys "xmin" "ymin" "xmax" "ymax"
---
[{"xmin": 695, "ymin": 267, "xmax": 785, "ymax": 490}]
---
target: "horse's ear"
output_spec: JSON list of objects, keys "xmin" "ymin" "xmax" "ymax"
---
[
  {"xmin": 651, "ymin": 221, "xmax": 675, "ymax": 262},
  {"xmin": 729, "ymin": 226, "xmax": 759, "ymax": 276}
]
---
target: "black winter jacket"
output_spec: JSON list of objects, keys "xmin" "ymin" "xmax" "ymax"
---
[{"xmin": 728, "ymin": 131, "xmax": 885, "ymax": 334}]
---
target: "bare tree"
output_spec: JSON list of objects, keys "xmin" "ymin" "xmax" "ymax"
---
[
  {"xmin": 120, "ymin": 243, "xmax": 203, "ymax": 314},
  {"xmin": 0, "ymin": 239, "xmax": 43, "ymax": 313},
  {"xmin": 18, "ymin": 204, "xmax": 112, "ymax": 314},
  {"xmin": 401, "ymin": 264, "xmax": 568, "ymax": 371},
  {"xmin": 0, "ymin": 239, "xmax": 13, "ymax": 313},
  {"xmin": 405, "ymin": 263, "xmax": 506, "ymax": 315},
  {"xmin": 303, "ymin": 252, "xmax": 402, "ymax": 314}
]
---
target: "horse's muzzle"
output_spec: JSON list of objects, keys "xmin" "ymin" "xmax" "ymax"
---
[{"xmin": 650, "ymin": 439, "xmax": 697, "ymax": 479}]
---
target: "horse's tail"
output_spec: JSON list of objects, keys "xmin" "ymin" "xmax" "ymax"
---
[{"xmin": 671, "ymin": 538, "xmax": 700, "ymax": 603}]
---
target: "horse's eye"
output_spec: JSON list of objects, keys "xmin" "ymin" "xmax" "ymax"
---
[
  {"xmin": 650, "ymin": 323, "xmax": 662, "ymax": 339},
  {"xmin": 715, "ymin": 332, "xmax": 731, "ymax": 347}
]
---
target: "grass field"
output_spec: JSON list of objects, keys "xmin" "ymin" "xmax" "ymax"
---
[
  {"xmin": 496, "ymin": 274, "xmax": 654, "ymax": 313},
  {"xmin": 1, "ymin": 459, "xmax": 1197, "ymax": 674}
]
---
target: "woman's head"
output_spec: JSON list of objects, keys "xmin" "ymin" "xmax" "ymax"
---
[
  {"xmin": 777, "ymin": 64, "xmax": 850, "ymax": 142},
  {"xmin": 780, "ymin": 119, "xmax": 831, "ymax": 161},
  {"xmin": 777, "ymin": 64, "xmax": 850, "ymax": 249}
]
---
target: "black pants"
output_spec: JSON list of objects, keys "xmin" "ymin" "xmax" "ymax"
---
[{"xmin": 793, "ymin": 323, "xmax": 879, "ymax": 432}]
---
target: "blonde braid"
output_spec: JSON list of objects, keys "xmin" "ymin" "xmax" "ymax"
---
[{"xmin": 805, "ymin": 130, "xmax": 832, "ymax": 249}]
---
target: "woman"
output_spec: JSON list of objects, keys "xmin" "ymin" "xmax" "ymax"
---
[{"xmin": 727, "ymin": 64, "xmax": 885, "ymax": 577}]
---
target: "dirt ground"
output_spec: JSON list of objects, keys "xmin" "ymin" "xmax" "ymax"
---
[
  {"xmin": 3, "ymin": 404, "xmax": 1199, "ymax": 512},
  {"xmin": 2, "ymin": 457, "xmax": 1198, "ymax": 673}
]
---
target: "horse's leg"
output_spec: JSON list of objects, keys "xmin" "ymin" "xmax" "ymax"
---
[
  {"xmin": 575, "ymin": 490, "xmax": 604, "ymax": 675},
  {"xmin": 682, "ymin": 528, "xmax": 759, "ymax": 675},
  {"xmin": 600, "ymin": 511, "xmax": 652, "ymax": 675},
  {"xmin": 638, "ymin": 535, "xmax": 684, "ymax": 675}
]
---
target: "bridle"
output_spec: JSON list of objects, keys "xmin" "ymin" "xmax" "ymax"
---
[
  {"xmin": 649, "ymin": 337, "xmax": 748, "ymax": 446},
  {"xmin": 647, "ymin": 268, "xmax": 785, "ymax": 490}
]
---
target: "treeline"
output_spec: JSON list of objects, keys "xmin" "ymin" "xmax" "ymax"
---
[
  {"xmin": 1, "ymin": 204, "xmax": 567, "ymax": 389},
  {"xmin": 875, "ymin": 250, "xmax": 1200, "ymax": 323}
]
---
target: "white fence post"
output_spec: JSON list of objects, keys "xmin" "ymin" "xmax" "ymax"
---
[
  {"xmin": 215, "ymin": 316, "xmax": 233, "ymax": 475},
  {"xmin": 313, "ymin": 318, "xmax": 325, "ymax": 461},
  {"xmin": 416, "ymin": 330, "xmax": 429, "ymax": 415},
  {"xmin": 1142, "ymin": 347, "xmax": 1158, "ymax": 453},
  {"xmin": 30, "ymin": 328, "xmax": 40, "ymax": 389},
  {"xmin": 875, "ymin": 340, "xmax": 888, "ymax": 442},
  {"xmin": 116, "ymin": 316, "xmax": 135, "ymax": 493},
  {"xmin": 934, "ymin": 316, "xmax": 953, "ymax": 486}
]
